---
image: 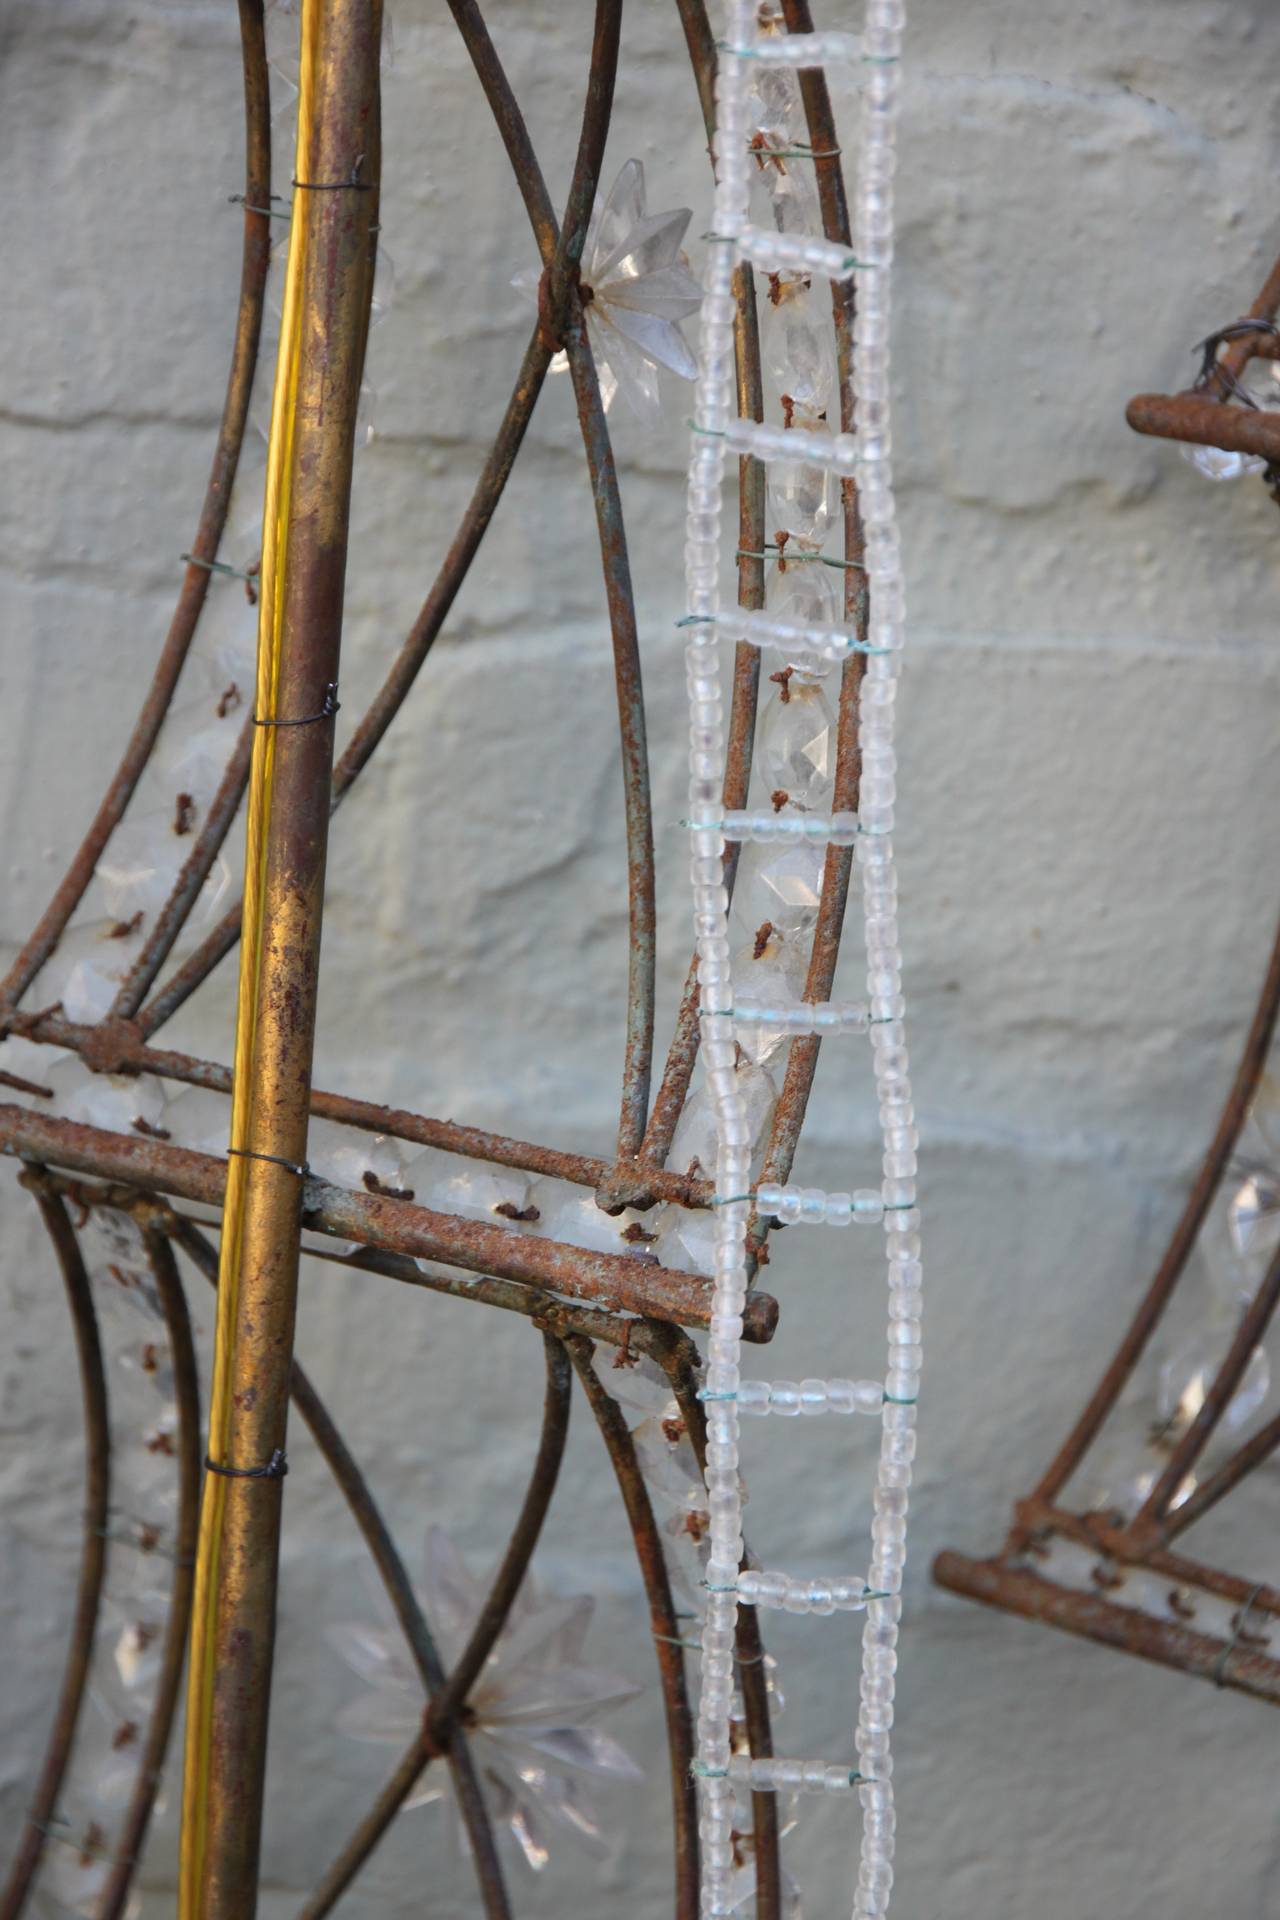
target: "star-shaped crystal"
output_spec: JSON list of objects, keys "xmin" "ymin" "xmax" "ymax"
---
[
  {"xmin": 514, "ymin": 159, "xmax": 701, "ymax": 422},
  {"xmin": 329, "ymin": 1527, "xmax": 642, "ymax": 1870}
]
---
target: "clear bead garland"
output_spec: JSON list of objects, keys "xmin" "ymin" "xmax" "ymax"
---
[{"xmin": 681, "ymin": 5, "xmax": 915, "ymax": 1916}]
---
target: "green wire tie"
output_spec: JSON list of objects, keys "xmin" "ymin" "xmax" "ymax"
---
[
  {"xmin": 182, "ymin": 552, "xmax": 254, "ymax": 583},
  {"xmin": 737, "ymin": 544, "xmax": 867, "ymax": 573}
]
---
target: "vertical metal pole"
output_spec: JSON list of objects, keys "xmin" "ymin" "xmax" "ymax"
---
[{"xmin": 179, "ymin": 4, "xmax": 381, "ymax": 1912}]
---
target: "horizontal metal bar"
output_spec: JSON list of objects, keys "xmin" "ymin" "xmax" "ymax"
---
[
  {"xmin": 933, "ymin": 1550, "xmax": 1280, "ymax": 1706},
  {"xmin": 0, "ymin": 1103, "xmax": 776, "ymax": 1340},
  {"xmin": 1125, "ymin": 390, "xmax": 1280, "ymax": 460},
  {"xmin": 3, "ymin": 1011, "xmax": 712, "ymax": 1211},
  {"xmin": 1012, "ymin": 1498, "xmax": 1280, "ymax": 1619}
]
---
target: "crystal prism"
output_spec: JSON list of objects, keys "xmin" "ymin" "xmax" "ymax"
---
[{"xmin": 757, "ymin": 679, "xmax": 837, "ymax": 810}]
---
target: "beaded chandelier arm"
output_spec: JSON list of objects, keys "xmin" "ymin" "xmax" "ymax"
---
[{"xmin": 681, "ymin": 7, "xmax": 914, "ymax": 1916}]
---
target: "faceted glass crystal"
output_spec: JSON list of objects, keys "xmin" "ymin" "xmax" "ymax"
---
[
  {"xmin": 747, "ymin": 60, "xmax": 804, "ymax": 143},
  {"xmin": 1228, "ymin": 1169, "xmax": 1280, "ymax": 1263},
  {"xmin": 1181, "ymin": 443, "xmax": 1265, "ymax": 482},
  {"xmin": 731, "ymin": 928, "xmax": 809, "ymax": 1065},
  {"xmin": 652, "ymin": 1201, "xmax": 716, "ymax": 1274},
  {"xmin": 757, "ymin": 680, "xmax": 837, "ymax": 810},
  {"xmin": 307, "ymin": 1121, "xmax": 412, "ymax": 1197},
  {"xmin": 749, "ymin": 144, "xmax": 821, "ymax": 240},
  {"xmin": 765, "ymin": 555, "xmax": 842, "ymax": 677},
  {"xmin": 1157, "ymin": 1323, "xmax": 1270, "ymax": 1436},
  {"xmin": 736, "ymin": 837, "xmax": 828, "ymax": 939},
  {"xmin": 60, "ymin": 1070, "xmax": 167, "ymax": 1138},
  {"xmin": 668, "ymin": 1063, "xmax": 778, "ymax": 1180},
  {"xmin": 768, "ymin": 430, "xmax": 838, "ymax": 546},
  {"xmin": 95, "ymin": 813, "xmax": 231, "ymax": 928},
  {"xmin": 512, "ymin": 159, "xmax": 700, "ymax": 422},
  {"xmin": 329, "ymin": 1528, "xmax": 642, "ymax": 1870},
  {"xmin": 33, "ymin": 918, "xmax": 142, "ymax": 1026},
  {"xmin": 532, "ymin": 1183, "xmax": 656, "ymax": 1255},
  {"xmin": 764, "ymin": 279, "xmax": 835, "ymax": 417}
]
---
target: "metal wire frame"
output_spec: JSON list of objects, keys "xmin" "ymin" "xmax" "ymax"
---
[
  {"xmin": 0, "ymin": 0, "xmax": 869, "ymax": 1912},
  {"xmin": 935, "ymin": 252, "xmax": 1280, "ymax": 1705}
]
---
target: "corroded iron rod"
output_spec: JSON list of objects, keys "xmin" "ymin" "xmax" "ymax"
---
[
  {"xmin": 180, "ymin": 4, "xmax": 383, "ymax": 1909},
  {"xmin": 0, "ymin": 0, "xmax": 271, "ymax": 1016},
  {"xmin": 0, "ymin": 1187, "xmax": 110, "ymax": 1920},
  {"xmin": 297, "ymin": 1334, "xmax": 573, "ymax": 1919},
  {"xmin": 95, "ymin": 1225, "xmax": 202, "ymax": 1920},
  {"xmin": 0, "ymin": 1103, "xmax": 777, "ymax": 1339}
]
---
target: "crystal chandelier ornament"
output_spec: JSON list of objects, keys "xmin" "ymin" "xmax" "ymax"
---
[
  {"xmin": 513, "ymin": 160, "xmax": 702, "ymax": 420},
  {"xmin": 329, "ymin": 1528, "xmax": 643, "ymax": 1871}
]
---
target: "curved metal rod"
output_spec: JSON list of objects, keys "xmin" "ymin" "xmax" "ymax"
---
[
  {"xmin": 1027, "ymin": 904, "xmax": 1280, "ymax": 1517},
  {"xmin": 0, "ymin": 1182, "xmax": 111, "ymax": 1920},
  {"xmin": 137, "ymin": 0, "xmax": 651, "ymax": 1104},
  {"xmin": 296, "ymin": 1333, "xmax": 573, "ymax": 1920},
  {"xmin": 641, "ymin": 0, "xmax": 766, "ymax": 1179},
  {"xmin": 8, "ymin": 1009, "xmax": 713, "ymax": 1212},
  {"xmin": 0, "ymin": 0, "xmax": 271, "ymax": 1017},
  {"xmin": 134, "ymin": 297, "xmax": 560, "ymax": 1038},
  {"xmin": 1156, "ymin": 1404, "xmax": 1280, "ymax": 1547},
  {"xmin": 447, "ymin": 0, "xmax": 655, "ymax": 1162},
  {"xmin": 1135, "ymin": 1235, "xmax": 1280, "ymax": 1533},
  {"xmin": 565, "ymin": 1336, "xmax": 700, "ymax": 1920},
  {"xmin": 660, "ymin": 1327, "xmax": 781, "ymax": 1920},
  {"xmin": 95, "ymin": 1226, "xmax": 202, "ymax": 1920},
  {"xmin": 170, "ymin": 1219, "xmax": 512, "ymax": 1920},
  {"xmin": 749, "ymin": 0, "xmax": 866, "ymax": 1252},
  {"xmin": 110, "ymin": 713, "xmax": 255, "ymax": 1021}
]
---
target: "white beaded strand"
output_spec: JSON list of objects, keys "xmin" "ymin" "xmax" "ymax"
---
[
  {"xmin": 683, "ymin": 4, "xmax": 916, "ymax": 1916},
  {"xmin": 683, "ymin": 15, "xmax": 759, "ymax": 1915},
  {"xmin": 851, "ymin": 8, "xmax": 914, "ymax": 1916}
]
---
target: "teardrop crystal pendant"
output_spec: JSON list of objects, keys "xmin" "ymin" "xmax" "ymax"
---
[
  {"xmin": 757, "ymin": 678, "xmax": 837, "ymax": 810},
  {"xmin": 768, "ymin": 427, "xmax": 838, "ymax": 546},
  {"xmin": 764, "ymin": 279, "xmax": 836, "ymax": 417}
]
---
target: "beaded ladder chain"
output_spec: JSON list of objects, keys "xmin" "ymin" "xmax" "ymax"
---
[{"xmin": 682, "ymin": 5, "xmax": 915, "ymax": 1917}]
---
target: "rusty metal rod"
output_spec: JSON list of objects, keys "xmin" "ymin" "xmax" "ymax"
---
[
  {"xmin": 933, "ymin": 1550, "xmax": 1280, "ymax": 1704},
  {"xmin": 0, "ymin": 0, "xmax": 271, "ymax": 1017},
  {"xmin": 0, "ymin": 1186, "xmax": 110, "ymax": 1920},
  {"xmin": 566, "ymin": 1337, "xmax": 700, "ymax": 1920},
  {"xmin": 138, "ymin": 0, "xmax": 648, "ymax": 1078},
  {"xmin": 111, "ymin": 713, "xmax": 255, "ymax": 1021},
  {"xmin": 180, "ymin": 6, "xmax": 383, "ymax": 1909},
  {"xmin": 4, "ymin": 1010, "xmax": 714, "ymax": 1211},
  {"xmin": 1026, "ymin": 903, "xmax": 1280, "ymax": 1516},
  {"xmin": 447, "ymin": 0, "xmax": 655, "ymax": 1164},
  {"xmin": 297, "ymin": 1333, "xmax": 573, "ymax": 1919},
  {"xmin": 171, "ymin": 1220, "xmax": 512, "ymax": 1920},
  {"xmin": 1126, "ymin": 390, "xmax": 1280, "ymax": 460},
  {"xmin": 1013, "ymin": 1497, "xmax": 1280, "ymax": 1618},
  {"xmin": 749, "ymin": 0, "xmax": 866, "ymax": 1257},
  {"xmin": 94, "ymin": 1225, "xmax": 202, "ymax": 1920},
  {"xmin": 0, "ymin": 1104, "xmax": 777, "ymax": 1339},
  {"xmin": 642, "ymin": 0, "xmax": 766, "ymax": 1182},
  {"xmin": 1134, "ymin": 1236, "xmax": 1280, "ymax": 1532},
  {"xmin": 1154, "ymin": 1405, "xmax": 1280, "ymax": 1547},
  {"xmin": 665, "ymin": 1328, "xmax": 782, "ymax": 1920}
]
